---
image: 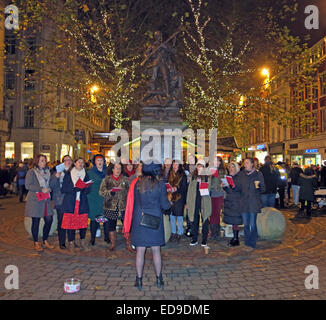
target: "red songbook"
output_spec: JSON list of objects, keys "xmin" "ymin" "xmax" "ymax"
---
[
  {"xmin": 111, "ymin": 187, "xmax": 122, "ymax": 192},
  {"xmin": 75, "ymin": 178, "xmax": 93, "ymax": 189},
  {"xmin": 165, "ymin": 183, "xmax": 173, "ymax": 192},
  {"xmin": 225, "ymin": 175, "xmax": 235, "ymax": 188},
  {"xmin": 36, "ymin": 192, "xmax": 50, "ymax": 201}
]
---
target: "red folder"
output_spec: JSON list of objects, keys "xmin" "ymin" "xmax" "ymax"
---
[
  {"xmin": 165, "ymin": 183, "xmax": 173, "ymax": 192},
  {"xmin": 111, "ymin": 187, "xmax": 122, "ymax": 192},
  {"xmin": 225, "ymin": 175, "xmax": 235, "ymax": 188},
  {"xmin": 75, "ymin": 178, "xmax": 93, "ymax": 189},
  {"xmin": 36, "ymin": 192, "xmax": 50, "ymax": 201},
  {"xmin": 199, "ymin": 182, "xmax": 209, "ymax": 189}
]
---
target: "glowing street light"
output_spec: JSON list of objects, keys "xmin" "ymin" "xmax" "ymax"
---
[
  {"xmin": 90, "ymin": 85, "xmax": 99, "ymax": 102},
  {"xmin": 261, "ymin": 68, "xmax": 270, "ymax": 88}
]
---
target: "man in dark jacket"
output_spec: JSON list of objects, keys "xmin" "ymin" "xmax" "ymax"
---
[
  {"xmin": 259, "ymin": 156, "xmax": 280, "ymax": 208},
  {"xmin": 16, "ymin": 161, "xmax": 28, "ymax": 202},
  {"xmin": 289, "ymin": 162, "xmax": 303, "ymax": 206},
  {"xmin": 321, "ymin": 161, "xmax": 326, "ymax": 187}
]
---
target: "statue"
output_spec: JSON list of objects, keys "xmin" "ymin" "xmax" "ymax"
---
[{"xmin": 139, "ymin": 30, "xmax": 183, "ymax": 119}]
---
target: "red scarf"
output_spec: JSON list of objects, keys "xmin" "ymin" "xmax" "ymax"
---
[
  {"xmin": 122, "ymin": 177, "xmax": 139, "ymax": 239},
  {"xmin": 111, "ymin": 174, "xmax": 121, "ymax": 181}
]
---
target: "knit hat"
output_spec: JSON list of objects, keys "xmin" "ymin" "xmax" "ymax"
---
[
  {"xmin": 142, "ymin": 163, "xmax": 161, "ymax": 176},
  {"xmin": 197, "ymin": 159, "xmax": 206, "ymax": 167}
]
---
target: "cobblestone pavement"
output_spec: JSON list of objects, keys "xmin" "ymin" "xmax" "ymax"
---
[{"xmin": 0, "ymin": 196, "xmax": 325, "ymax": 300}]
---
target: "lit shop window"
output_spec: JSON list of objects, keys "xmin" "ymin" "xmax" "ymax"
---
[
  {"xmin": 5, "ymin": 142, "xmax": 15, "ymax": 159},
  {"xmin": 21, "ymin": 142, "xmax": 34, "ymax": 161},
  {"xmin": 60, "ymin": 144, "xmax": 70, "ymax": 161},
  {"xmin": 107, "ymin": 150, "xmax": 116, "ymax": 163}
]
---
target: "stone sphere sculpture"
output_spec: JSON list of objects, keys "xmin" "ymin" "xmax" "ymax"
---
[
  {"xmin": 24, "ymin": 211, "xmax": 58, "ymax": 238},
  {"xmin": 257, "ymin": 207, "xmax": 286, "ymax": 240}
]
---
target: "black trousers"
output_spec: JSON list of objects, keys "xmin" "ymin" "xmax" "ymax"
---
[
  {"xmin": 191, "ymin": 195, "xmax": 209, "ymax": 243},
  {"xmin": 18, "ymin": 185, "xmax": 27, "ymax": 202},
  {"xmin": 90, "ymin": 220, "xmax": 109, "ymax": 241},
  {"xmin": 300, "ymin": 200, "xmax": 312, "ymax": 215},
  {"xmin": 56, "ymin": 207, "xmax": 67, "ymax": 246},
  {"xmin": 67, "ymin": 228, "xmax": 87, "ymax": 242},
  {"xmin": 31, "ymin": 216, "xmax": 53, "ymax": 242},
  {"xmin": 275, "ymin": 186, "xmax": 286, "ymax": 209}
]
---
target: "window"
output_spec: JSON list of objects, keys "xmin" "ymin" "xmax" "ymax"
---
[
  {"xmin": 60, "ymin": 144, "xmax": 70, "ymax": 161},
  {"xmin": 21, "ymin": 142, "xmax": 34, "ymax": 161},
  {"xmin": 24, "ymin": 106, "xmax": 34, "ymax": 128},
  {"xmin": 24, "ymin": 70, "xmax": 36, "ymax": 91},
  {"xmin": 277, "ymin": 126, "xmax": 281, "ymax": 142},
  {"xmin": 5, "ymin": 142, "xmax": 15, "ymax": 159},
  {"xmin": 5, "ymin": 72, "xmax": 15, "ymax": 90},
  {"xmin": 5, "ymin": 34, "xmax": 16, "ymax": 55}
]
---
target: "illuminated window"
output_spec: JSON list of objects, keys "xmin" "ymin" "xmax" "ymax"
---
[
  {"xmin": 21, "ymin": 142, "xmax": 34, "ymax": 161},
  {"xmin": 5, "ymin": 142, "xmax": 15, "ymax": 159}
]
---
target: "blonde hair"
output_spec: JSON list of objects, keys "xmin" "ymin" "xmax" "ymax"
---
[{"xmin": 228, "ymin": 162, "xmax": 240, "ymax": 174}]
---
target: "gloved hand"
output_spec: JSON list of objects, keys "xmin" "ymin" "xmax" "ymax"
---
[
  {"xmin": 110, "ymin": 191, "xmax": 116, "ymax": 196},
  {"xmin": 73, "ymin": 187, "xmax": 82, "ymax": 192}
]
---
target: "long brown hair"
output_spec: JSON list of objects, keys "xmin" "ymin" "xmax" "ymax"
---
[
  {"xmin": 137, "ymin": 175, "xmax": 160, "ymax": 193},
  {"xmin": 33, "ymin": 154, "xmax": 48, "ymax": 169}
]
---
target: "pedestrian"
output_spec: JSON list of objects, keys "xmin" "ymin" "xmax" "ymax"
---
[
  {"xmin": 167, "ymin": 160, "xmax": 187, "ymax": 243},
  {"xmin": 238, "ymin": 158, "xmax": 265, "ymax": 250},
  {"xmin": 275, "ymin": 162, "xmax": 287, "ymax": 209},
  {"xmin": 222, "ymin": 162, "xmax": 242, "ymax": 247},
  {"xmin": 25, "ymin": 154, "xmax": 54, "ymax": 252},
  {"xmin": 87, "ymin": 154, "xmax": 109, "ymax": 247},
  {"xmin": 61, "ymin": 158, "xmax": 91, "ymax": 253},
  {"xmin": 49, "ymin": 155, "xmax": 73, "ymax": 249},
  {"xmin": 321, "ymin": 161, "xmax": 326, "ymax": 187},
  {"xmin": 208, "ymin": 156, "xmax": 225, "ymax": 240},
  {"xmin": 99, "ymin": 162, "xmax": 131, "ymax": 251},
  {"xmin": 259, "ymin": 156, "xmax": 279, "ymax": 208},
  {"xmin": 161, "ymin": 158, "xmax": 172, "ymax": 182},
  {"xmin": 130, "ymin": 162, "xmax": 143, "ymax": 183},
  {"xmin": 16, "ymin": 161, "xmax": 28, "ymax": 202},
  {"xmin": 123, "ymin": 160, "xmax": 136, "ymax": 179},
  {"xmin": 297, "ymin": 168, "xmax": 318, "ymax": 218},
  {"xmin": 186, "ymin": 159, "xmax": 212, "ymax": 247},
  {"xmin": 0, "ymin": 166, "xmax": 10, "ymax": 197},
  {"xmin": 123, "ymin": 162, "xmax": 171, "ymax": 291},
  {"xmin": 289, "ymin": 162, "xmax": 303, "ymax": 206}
]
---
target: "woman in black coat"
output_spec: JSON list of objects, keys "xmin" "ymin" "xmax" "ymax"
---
[
  {"xmin": 123, "ymin": 163, "xmax": 171, "ymax": 291},
  {"xmin": 61, "ymin": 158, "xmax": 91, "ymax": 253},
  {"xmin": 222, "ymin": 162, "xmax": 242, "ymax": 247},
  {"xmin": 297, "ymin": 168, "xmax": 318, "ymax": 217},
  {"xmin": 167, "ymin": 160, "xmax": 187, "ymax": 244},
  {"xmin": 238, "ymin": 158, "xmax": 265, "ymax": 250}
]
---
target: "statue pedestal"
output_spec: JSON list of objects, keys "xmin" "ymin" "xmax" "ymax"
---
[{"xmin": 139, "ymin": 107, "xmax": 187, "ymax": 163}]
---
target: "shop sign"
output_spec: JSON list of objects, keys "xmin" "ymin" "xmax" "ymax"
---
[
  {"xmin": 41, "ymin": 145, "xmax": 51, "ymax": 151},
  {"xmin": 256, "ymin": 144, "xmax": 266, "ymax": 150},
  {"xmin": 248, "ymin": 146, "xmax": 256, "ymax": 151},
  {"xmin": 305, "ymin": 149, "xmax": 318, "ymax": 153}
]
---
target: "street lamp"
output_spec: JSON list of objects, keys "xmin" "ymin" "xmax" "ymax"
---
[
  {"xmin": 90, "ymin": 85, "xmax": 99, "ymax": 102},
  {"xmin": 261, "ymin": 68, "xmax": 270, "ymax": 88}
]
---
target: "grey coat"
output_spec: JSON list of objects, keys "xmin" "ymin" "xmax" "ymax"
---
[
  {"xmin": 49, "ymin": 172, "xmax": 67, "ymax": 208},
  {"xmin": 25, "ymin": 169, "xmax": 54, "ymax": 218}
]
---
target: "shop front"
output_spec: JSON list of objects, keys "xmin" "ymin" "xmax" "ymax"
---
[
  {"xmin": 268, "ymin": 142, "xmax": 284, "ymax": 163},
  {"xmin": 246, "ymin": 144, "xmax": 268, "ymax": 164},
  {"xmin": 288, "ymin": 149, "xmax": 322, "ymax": 167}
]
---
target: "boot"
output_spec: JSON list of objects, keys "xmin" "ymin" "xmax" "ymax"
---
[
  {"xmin": 209, "ymin": 224, "xmax": 219, "ymax": 240},
  {"xmin": 43, "ymin": 240, "xmax": 54, "ymax": 249},
  {"xmin": 109, "ymin": 231, "xmax": 117, "ymax": 251},
  {"xmin": 176, "ymin": 234, "xmax": 181, "ymax": 244},
  {"xmin": 228, "ymin": 230, "xmax": 240, "ymax": 247},
  {"xmin": 125, "ymin": 237, "xmax": 135, "ymax": 253},
  {"xmin": 80, "ymin": 238, "xmax": 90, "ymax": 251},
  {"xmin": 68, "ymin": 241, "xmax": 75, "ymax": 254},
  {"xmin": 156, "ymin": 274, "xmax": 164, "ymax": 289},
  {"xmin": 169, "ymin": 233, "xmax": 177, "ymax": 243},
  {"xmin": 135, "ymin": 276, "xmax": 142, "ymax": 291},
  {"xmin": 34, "ymin": 242, "xmax": 43, "ymax": 252},
  {"xmin": 90, "ymin": 238, "xmax": 95, "ymax": 246}
]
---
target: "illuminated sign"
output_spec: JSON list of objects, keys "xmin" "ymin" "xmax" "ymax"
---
[
  {"xmin": 305, "ymin": 149, "xmax": 318, "ymax": 153},
  {"xmin": 257, "ymin": 144, "xmax": 266, "ymax": 150}
]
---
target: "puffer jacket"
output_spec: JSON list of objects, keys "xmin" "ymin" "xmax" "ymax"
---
[{"xmin": 298, "ymin": 173, "xmax": 318, "ymax": 201}]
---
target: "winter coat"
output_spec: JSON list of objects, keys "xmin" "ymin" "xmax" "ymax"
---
[
  {"xmin": 186, "ymin": 175, "xmax": 212, "ymax": 222},
  {"xmin": 259, "ymin": 164, "xmax": 280, "ymax": 194},
  {"xmin": 209, "ymin": 168, "xmax": 226, "ymax": 198},
  {"xmin": 222, "ymin": 172, "xmax": 243, "ymax": 225},
  {"xmin": 25, "ymin": 169, "xmax": 54, "ymax": 218},
  {"xmin": 87, "ymin": 169, "xmax": 105, "ymax": 220},
  {"xmin": 168, "ymin": 173, "xmax": 187, "ymax": 217},
  {"xmin": 16, "ymin": 166, "xmax": 28, "ymax": 186},
  {"xmin": 238, "ymin": 170, "xmax": 266, "ymax": 214},
  {"xmin": 289, "ymin": 167, "xmax": 304, "ymax": 185},
  {"xmin": 61, "ymin": 171, "xmax": 90, "ymax": 215},
  {"xmin": 49, "ymin": 170, "xmax": 69, "ymax": 208},
  {"xmin": 131, "ymin": 180, "xmax": 171, "ymax": 247},
  {"xmin": 321, "ymin": 166, "xmax": 326, "ymax": 187},
  {"xmin": 99, "ymin": 175, "xmax": 129, "ymax": 214},
  {"xmin": 298, "ymin": 173, "xmax": 318, "ymax": 202}
]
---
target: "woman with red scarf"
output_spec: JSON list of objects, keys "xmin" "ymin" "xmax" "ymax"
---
[
  {"xmin": 99, "ymin": 163, "xmax": 131, "ymax": 251},
  {"xmin": 123, "ymin": 160, "xmax": 136, "ymax": 180}
]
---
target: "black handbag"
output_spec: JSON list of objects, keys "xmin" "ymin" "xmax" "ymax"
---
[{"xmin": 137, "ymin": 189, "xmax": 161, "ymax": 230}]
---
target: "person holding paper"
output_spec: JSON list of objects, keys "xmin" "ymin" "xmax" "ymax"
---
[
  {"xmin": 87, "ymin": 154, "xmax": 108, "ymax": 247},
  {"xmin": 99, "ymin": 163, "xmax": 130, "ymax": 251},
  {"xmin": 208, "ymin": 156, "xmax": 226, "ymax": 240},
  {"xmin": 186, "ymin": 160, "xmax": 212, "ymax": 247},
  {"xmin": 238, "ymin": 158, "xmax": 265, "ymax": 250},
  {"xmin": 61, "ymin": 158, "xmax": 91, "ymax": 253},
  {"xmin": 222, "ymin": 162, "xmax": 243, "ymax": 247},
  {"xmin": 25, "ymin": 154, "xmax": 54, "ymax": 252},
  {"xmin": 49, "ymin": 155, "xmax": 73, "ymax": 249},
  {"xmin": 167, "ymin": 160, "xmax": 187, "ymax": 244}
]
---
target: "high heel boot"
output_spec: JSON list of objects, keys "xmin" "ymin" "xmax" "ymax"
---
[
  {"xmin": 156, "ymin": 274, "xmax": 164, "ymax": 289},
  {"xmin": 135, "ymin": 276, "xmax": 142, "ymax": 291}
]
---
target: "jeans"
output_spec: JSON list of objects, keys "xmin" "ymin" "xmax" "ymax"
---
[
  {"xmin": 241, "ymin": 213, "xmax": 258, "ymax": 248},
  {"xmin": 31, "ymin": 216, "xmax": 53, "ymax": 242},
  {"xmin": 170, "ymin": 215, "xmax": 184, "ymax": 235},
  {"xmin": 292, "ymin": 185, "xmax": 300, "ymax": 205},
  {"xmin": 261, "ymin": 193, "xmax": 276, "ymax": 208},
  {"xmin": 90, "ymin": 220, "xmax": 109, "ymax": 241},
  {"xmin": 68, "ymin": 228, "xmax": 86, "ymax": 242},
  {"xmin": 56, "ymin": 207, "xmax": 66, "ymax": 246}
]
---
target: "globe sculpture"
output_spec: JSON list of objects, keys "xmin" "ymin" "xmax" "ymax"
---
[{"xmin": 257, "ymin": 207, "xmax": 286, "ymax": 240}]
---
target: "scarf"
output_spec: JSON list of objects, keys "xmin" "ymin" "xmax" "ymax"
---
[
  {"xmin": 33, "ymin": 167, "xmax": 50, "ymax": 189},
  {"xmin": 122, "ymin": 177, "xmax": 139, "ymax": 239},
  {"xmin": 111, "ymin": 174, "xmax": 121, "ymax": 182},
  {"xmin": 71, "ymin": 167, "xmax": 86, "ymax": 201},
  {"xmin": 92, "ymin": 165, "xmax": 106, "ymax": 179},
  {"xmin": 245, "ymin": 169, "xmax": 256, "ymax": 175},
  {"xmin": 59, "ymin": 166, "xmax": 70, "ymax": 188}
]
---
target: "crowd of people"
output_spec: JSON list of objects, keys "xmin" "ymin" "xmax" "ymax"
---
[{"xmin": 1, "ymin": 153, "xmax": 325, "ymax": 290}]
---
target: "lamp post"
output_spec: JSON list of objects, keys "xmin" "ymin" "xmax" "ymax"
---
[
  {"xmin": 261, "ymin": 68, "xmax": 270, "ymax": 89},
  {"xmin": 90, "ymin": 85, "xmax": 99, "ymax": 103}
]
